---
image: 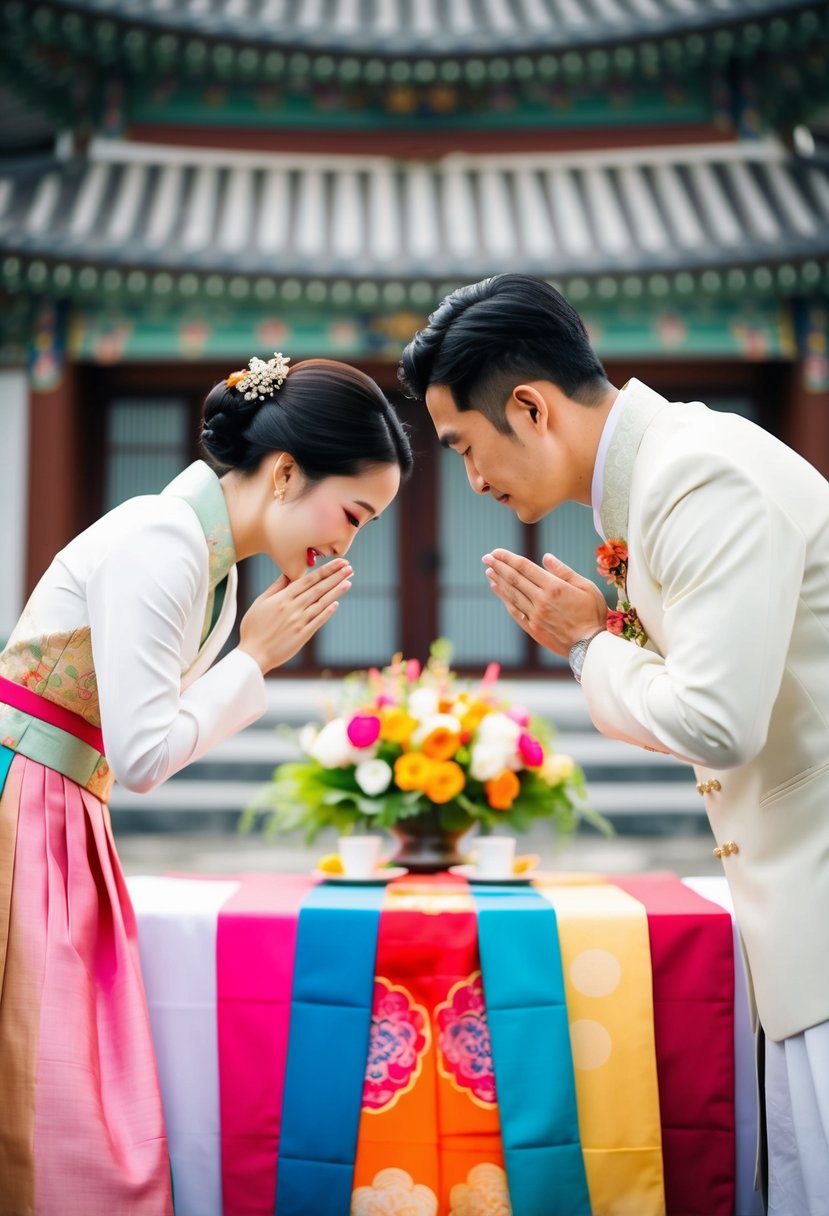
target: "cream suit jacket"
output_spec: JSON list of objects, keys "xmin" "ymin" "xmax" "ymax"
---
[{"xmin": 581, "ymin": 379, "xmax": 829, "ymax": 1042}]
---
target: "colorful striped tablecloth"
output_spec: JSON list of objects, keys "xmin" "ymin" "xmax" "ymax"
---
[{"xmin": 127, "ymin": 872, "xmax": 760, "ymax": 1216}]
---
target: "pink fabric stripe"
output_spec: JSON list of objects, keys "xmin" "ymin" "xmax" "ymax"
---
[
  {"xmin": 217, "ymin": 872, "xmax": 317, "ymax": 1216},
  {"xmin": 0, "ymin": 675, "xmax": 105, "ymax": 753},
  {"xmin": 9, "ymin": 757, "xmax": 172, "ymax": 1213}
]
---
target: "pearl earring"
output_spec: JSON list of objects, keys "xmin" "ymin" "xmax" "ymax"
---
[{"xmin": 274, "ymin": 485, "xmax": 285, "ymax": 502}]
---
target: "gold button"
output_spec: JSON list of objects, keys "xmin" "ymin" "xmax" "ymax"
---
[
  {"xmin": 696, "ymin": 779, "xmax": 722, "ymax": 795},
  {"xmin": 713, "ymin": 847, "xmax": 723, "ymax": 859},
  {"xmin": 714, "ymin": 840, "xmax": 739, "ymax": 859}
]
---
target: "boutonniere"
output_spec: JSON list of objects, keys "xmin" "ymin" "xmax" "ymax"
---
[{"xmin": 595, "ymin": 538, "xmax": 648, "ymax": 647}]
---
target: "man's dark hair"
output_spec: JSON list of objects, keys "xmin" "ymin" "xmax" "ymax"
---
[{"xmin": 399, "ymin": 274, "xmax": 609, "ymax": 433}]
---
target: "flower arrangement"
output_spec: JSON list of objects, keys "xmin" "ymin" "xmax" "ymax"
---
[{"xmin": 246, "ymin": 641, "xmax": 607, "ymax": 844}]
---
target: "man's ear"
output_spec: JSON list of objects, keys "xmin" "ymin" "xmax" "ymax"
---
[{"xmin": 508, "ymin": 383, "xmax": 550, "ymax": 435}]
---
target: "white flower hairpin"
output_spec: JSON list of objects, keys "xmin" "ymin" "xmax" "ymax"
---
[{"xmin": 226, "ymin": 352, "xmax": 290, "ymax": 402}]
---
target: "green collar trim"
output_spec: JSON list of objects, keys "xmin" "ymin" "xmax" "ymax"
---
[{"xmin": 163, "ymin": 460, "xmax": 236, "ymax": 592}]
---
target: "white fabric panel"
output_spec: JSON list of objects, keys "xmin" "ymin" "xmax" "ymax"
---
[
  {"xmin": 766, "ymin": 1023, "xmax": 829, "ymax": 1216},
  {"xmin": 128, "ymin": 877, "xmax": 240, "ymax": 1216},
  {"xmin": 683, "ymin": 876, "xmax": 764, "ymax": 1216}
]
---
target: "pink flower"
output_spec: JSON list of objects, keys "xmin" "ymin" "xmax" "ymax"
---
[
  {"xmin": 507, "ymin": 704, "xmax": 531, "ymax": 728},
  {"xmin": 347, "ymin": 714, "xmax": 381, "ymax": 749},
  {"xmin": 375, "ymin": 694, "xmax": 396, "ymax": 708},
  {"xmin": 406, "ymin": 659, "xmax": 421, "ymax": 681},
  {"xmin": 518, "ymin": 732, "xmax": 544, "ymax": 767},
  {"xmin": 606, "ymin": 609, "xmax": 626, "ymax": 636},
  {"xmin": 481, "ymin": 662, "xmax": 500, "ymax": 688}
]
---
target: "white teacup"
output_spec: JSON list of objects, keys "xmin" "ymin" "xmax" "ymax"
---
[
  {"xmin": 474, "ymin": 835, "xmax": 516, "ymax": 878},
  {"xmin": 338, "ymin": 834, "xmax": 383, "ymax": 878}
]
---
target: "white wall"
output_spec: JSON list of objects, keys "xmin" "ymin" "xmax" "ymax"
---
[{"xmin": 0, "ymin": 369, "xmax": 29, "ymax": 644}]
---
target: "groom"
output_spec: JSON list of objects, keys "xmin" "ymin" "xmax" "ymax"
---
[{"xmin": 400, "ymin": 273, "xmax": 829, "ymax": 1214}]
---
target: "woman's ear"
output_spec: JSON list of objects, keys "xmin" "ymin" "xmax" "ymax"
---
[{"xmin": 269, "ymin": 452, "xmax": 295, "ymax": 499}]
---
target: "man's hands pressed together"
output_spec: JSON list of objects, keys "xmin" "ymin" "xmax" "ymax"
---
[{"xmin": 483, "ymin": 549, "xmax": 608, "ymax": 657}]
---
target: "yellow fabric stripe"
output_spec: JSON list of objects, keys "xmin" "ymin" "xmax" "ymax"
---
[{"xmin": 534, "ymin": 879, "xmax": 666, "ymax": 1216}]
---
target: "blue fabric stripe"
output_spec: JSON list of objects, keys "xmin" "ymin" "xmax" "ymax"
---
[
  {"xmin": 0, "ymin": 745, "xmax": 13, "ymax": 798},
  {"xmin": 275, "ymin": 882, "xmax": 385, "ymax": 1216},
  {"xmin": 471, "ymin": 885, "xmax": 590, "ymax": 1216}
]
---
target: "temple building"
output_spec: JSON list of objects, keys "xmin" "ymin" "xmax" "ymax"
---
[{"xmin": 1, "ymin": 0, "xmax": 828, "ymax": 672}]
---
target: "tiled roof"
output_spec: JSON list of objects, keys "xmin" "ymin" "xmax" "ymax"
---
[
  {"xmin": 2, "ymin": 137, "xmax": 828, "ymax": 300},
  {"xmin": 33, "ymin": 0, "xmax": 825, "ymax": 54}
]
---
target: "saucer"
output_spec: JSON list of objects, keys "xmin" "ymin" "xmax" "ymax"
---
[
  {"xmin": 448, "ymin": 864, "xmax": 537, "ymax": 886},
  {"xmin": 314, "ymin": 866, "xmax": 408, "ymax": 885}
]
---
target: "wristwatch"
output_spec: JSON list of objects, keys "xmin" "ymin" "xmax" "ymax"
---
[{"xmin": 568, "ymin": 631, "xmax": 603, "ymax": 684}]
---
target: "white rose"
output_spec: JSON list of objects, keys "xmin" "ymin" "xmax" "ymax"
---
[
  {"xmin": 407, "ymin": 687, "xmax": 440, "ymax": 721},
  {"xmin": 469, "ymin": 743, "xmax": 510, "ymax": 782},
  {"xmin": 542, "ymin": 753, "xmax": 575, "ymax": 785},
  {"xmin": 475, "ymin": 712, "xmax": 520, "ymax": 749},
  {"xmin": 298, "ymin": 723, "xmax": 319, "ymax": 755},
  {"xmin": 309, "ymin": 718, "xmax": 353, "ymax": 768},
  {"xmin": 411, "ymin": 712, "xmax": 462, "ymax": 749},
  {"xmin": 355, "ymin": 759, "xmax": 393, "ymax": 798}
]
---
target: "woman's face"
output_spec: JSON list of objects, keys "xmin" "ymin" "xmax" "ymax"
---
[{"xmin": 266, "ymin": 461, "xmax": 402, "ymax": 581}]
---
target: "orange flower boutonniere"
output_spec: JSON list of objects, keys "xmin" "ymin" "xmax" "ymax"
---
[{"xmin": 596, "ymin": 538, "xmax": 648, "ymax": 647}]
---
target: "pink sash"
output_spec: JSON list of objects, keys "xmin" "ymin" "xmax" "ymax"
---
[{"xmin": 0, "ymin": 675, "xmax": 105, "ymax": 754}]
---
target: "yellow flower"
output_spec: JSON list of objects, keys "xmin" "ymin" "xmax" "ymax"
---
[
  {"xmin": 394, "ymin": 752, "xmax": 435, "ymax": 791},
  {"xmin": 421, "ymin": 725, "xmax": 461, "ymax": 762},
  {"xmin": 424, "ymin": 760, "xmax": 465, "ymax": 804},
  {"xmin": 380, "ymin": 707, "xmax": 418, "ymax": 745},
  {"xmin": 460, "ymin": 701, "xmax": 492, "ymax": 735},
  {"xmin": 485, "ymin": 769, "xmax": 521, "ymax": 811},
  {"xmin": 541, "ymin": 753, "xmax": 575, "ymax": 785}
]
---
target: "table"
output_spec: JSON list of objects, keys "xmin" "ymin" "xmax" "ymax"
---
[{"xmin": 127, "ymin": 871, "xmax": 762, "ymax": 1216}]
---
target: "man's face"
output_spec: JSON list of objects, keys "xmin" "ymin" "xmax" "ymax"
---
[{"xmin": 425, "ymin": 383, "xmax": 567, "ymax": 523}]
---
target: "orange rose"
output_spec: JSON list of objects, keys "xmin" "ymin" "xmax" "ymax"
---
[
  {"xmin": 424, "ymin": 760, "xmax": 465, "ymax": 804},
  {"xmin": 421, "ymin": 726, "xmax": 461, "ymax": 762},
  {"xmin": 394, "ymin": 752, "xmax": 434, "ymax": 791},
  {"xmin": 485, "ymin": 770, "xmax": 521, "ymax": 811}
]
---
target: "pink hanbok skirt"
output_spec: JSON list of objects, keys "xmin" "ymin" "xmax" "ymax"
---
[{"xmin": 0, "ymin": 749, "xmax": 174, "ymax": 1215}]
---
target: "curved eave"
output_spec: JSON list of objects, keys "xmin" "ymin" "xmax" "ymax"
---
[
  {"xmin": 1, "ymin": 138, "xmax": 828, "ymax": 305},
  {"xmin": 3, "ymin": 0, "xmax": 827, "ymax": 81},
  {"xmin": 15, "ymin": 0, "xmax": 828, "ymax": 56}
]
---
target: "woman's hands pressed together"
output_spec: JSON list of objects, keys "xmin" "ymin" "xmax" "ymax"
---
[
  {"xmin": 239, "ymin": 559, "xmax": 352, "ymax": 674},
  {"xmin": 483, "ymin": 549, "xmax": 608, "ymax": 657}
]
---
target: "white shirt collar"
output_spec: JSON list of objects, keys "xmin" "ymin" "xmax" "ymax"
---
[{"xmin": 591, "ymin": 387, "xmax": 628, "ymax": 540}]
